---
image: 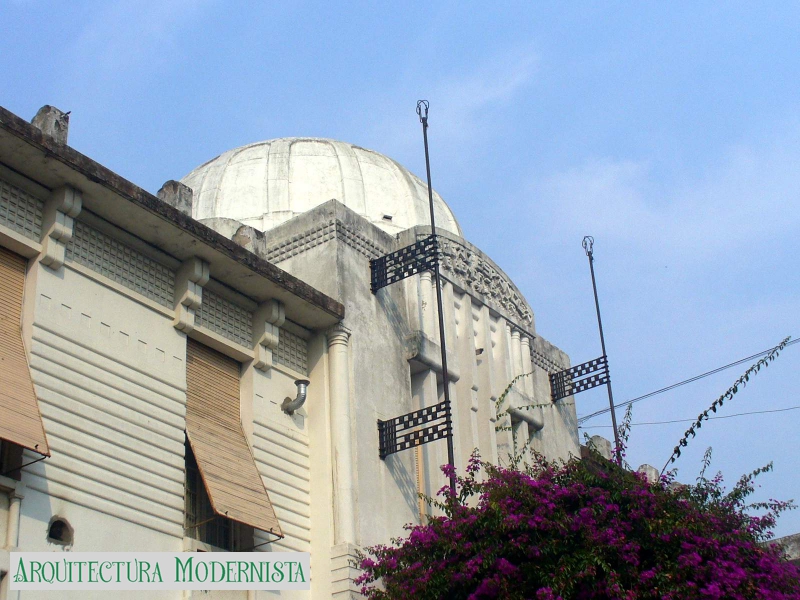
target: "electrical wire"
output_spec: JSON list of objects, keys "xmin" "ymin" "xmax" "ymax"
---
[
  {"xmin": 579, "ymin": 404, "xmax": 800, "ymax": 428},
  {"xmin": 577, "ymin": 338, "xmax": 798, "ymax": 425}
]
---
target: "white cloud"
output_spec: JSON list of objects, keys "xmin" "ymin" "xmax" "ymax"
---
[
  {"xmin": 364, "ymin": 46, "xmax": 538, "ymax": 163},
  {"xmin": 430, "ymin": 49, "xmax": 537, "ymax": 142},
  {"xmin": 531, "ymin": 128, "xmax": 800, "ymax": 263},
  {"xmin": 58, "ymin": 0, "xmax": 212, "ymax": 93}
]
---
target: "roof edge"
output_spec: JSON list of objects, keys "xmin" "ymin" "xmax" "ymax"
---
[{"xmin": 0, "ymin": 106, "xmax": 344, "ymax": 325}]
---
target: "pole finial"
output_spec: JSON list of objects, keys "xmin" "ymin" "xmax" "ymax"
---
[
  {"xmin": 582, "ymin": 235, "xmax": 594, "ymax": 257},
  {"xmin": 416, "ymin": 100, "xmax": 429, "ymax": 123}
]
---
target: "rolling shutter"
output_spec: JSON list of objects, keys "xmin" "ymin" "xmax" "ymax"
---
[
  {"xmin": 185, "ymin": 339, "xmax": 282, "ymax": 537},
  {"xmin": 0, "ymin": 246, "xmax": 49, "ymax": 456}
]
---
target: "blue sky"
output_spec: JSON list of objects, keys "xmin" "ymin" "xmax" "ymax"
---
[{"xmin": 4, "ymin": 1, "xmax": 799, "ymax": 536}]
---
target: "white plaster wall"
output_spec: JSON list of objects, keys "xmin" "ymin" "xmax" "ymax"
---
[
  {"xmin": 243, "ymin": 331, "xmax": 317, "ymax": 600},
  {"xmin": 251, "ymin": 365, "xmax": 312, "ymax": 556},
  {"xmin": 13, "ymin": 264, "xmax": 185, "ymax": 598},
  {"xmin": 10, "ymin": 262, "xmax": 321, "ymax": 600},
  {"xmin": 343, "ymin": 238, "xmax": 421, "ymax": 548},
  {"xmin": 26, "ymin": 265, "xmax": 186, "ymax": 539},
  {"xmin": 201, "ymin": 202, "xmax": 582, "ymax": 598},
  {"xmin": 13, "ymin": 487, "xmax": 178, "ymax": 600}
]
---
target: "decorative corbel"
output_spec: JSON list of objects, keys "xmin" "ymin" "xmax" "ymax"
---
[
  {"xmin": 40, "ymin": 186, "xmax": 82, "ymax": 270},
  {"xmin": 253, "ymin": 300, "xmax": 285, "ymax": 371},
  {"xmin": 173, "ymin": 257, "xmax": 209, "ymax": 333}
]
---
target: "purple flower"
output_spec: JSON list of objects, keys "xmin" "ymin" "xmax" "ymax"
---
[{"xmin": 355, "ymin": 454, "xmax": 800, "ymax": 599}]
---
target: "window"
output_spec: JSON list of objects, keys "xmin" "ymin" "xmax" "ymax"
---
[
  {"xmin": 0, "ymin": 440, "xmax": 23, "ymax": 480},
  {"xmin": 183, "ymin": 339, "xmax": 282, "ymax": 547},
  {"xmin": 184, "ymin": 440, "xmax": 252, "ymax": 551}
]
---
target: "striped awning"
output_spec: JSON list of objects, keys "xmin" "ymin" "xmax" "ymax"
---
[
  {"xmin": 185, "ymin": 339, "xmax": 282, "ymax": 537},
  {"xmin": 0, "ymin": 246, "xmax": 49, "ymax": 456}
]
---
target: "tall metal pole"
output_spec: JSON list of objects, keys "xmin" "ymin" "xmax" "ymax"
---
[
  {"xmin": 417, "ymin": 100, "xmax": 457, "ymax": 495},
  {"xmin": 582, "ymin": 236, "xmax": 621, "ymax": 465}
]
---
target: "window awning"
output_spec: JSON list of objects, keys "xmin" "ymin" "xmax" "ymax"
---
[
  {"xmin": 185, "ymin": 339, "xmax": 282, "ymax": 538},
  {"xmin": 0, "ymin": 246, "xmax": 49, "ymax": 456}
]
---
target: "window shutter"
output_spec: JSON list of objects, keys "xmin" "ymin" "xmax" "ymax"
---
[
  {"xmin": 185, "ymin": 339, "xmax": 282, "ymax": 538},
  {"xmin": 0, "ymin": 247, "xmax": 49, "ymax": 456}
]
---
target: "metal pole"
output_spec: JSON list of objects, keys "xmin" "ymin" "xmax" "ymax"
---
[
  {"xmin": 582, "ymin": 236, "xmax": 621, "ymax": 465},
  {"xmin": 418, "ymin": 100, "xmax": 457, "ymax": 495}
]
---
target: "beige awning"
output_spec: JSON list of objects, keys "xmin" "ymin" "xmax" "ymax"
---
[
  {"xmin": 0, "ymin": 246, "xmax": 49, "ymax": 456},
  {"xmin": 185, "ymin": 339, "xmax": 282, "ymax": 537}
]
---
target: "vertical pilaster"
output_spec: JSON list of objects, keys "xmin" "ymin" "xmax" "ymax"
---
[
  {"xmin": 495, "ymin": 320, "xmax": 515, "ymax": 461},
  {"xmin": 440, "ymin": 280, "xmax": 462, "ymax": 471},
  {"xmin": 5, "ymin": 485, "xmax": 24, "ymax": 548},
  {"xmin": 511, "ymin": 328, "xmax": 523, "ymax": 378},
  {"xmin": 453, "ymin": 290, "xmax": 480, "ymax": 464},
  {"xmin": 327, "ymin": 323, "xmax": 355, "ymax": 545},
  {"xmin": 510, "ymin": 329, "xmax": 530, "ymax": 454},
  {"xmin": 476, "ymin": 306, "xmax": 499, "ymax": 464},
  {"xmin": 520, "ymin": 333, "xmax": 543, "ymax": 451},
  {"xmin": 420, "ymin": 370, "xmax": 443, "ymax": 511},
  {"xmin": 521, "ymin": 334, "xmax": 535, "ymax": 398},
  {"xmin": 513, "ymin": 419, "xmax": 530, "ymax": 456},
  {"xmin": 498, "ymin": 321, "xmax": 513, "ymax": 384},
  {"xmin": 419, "ymin": 271, "xmax": 436, "ymax": 340}
]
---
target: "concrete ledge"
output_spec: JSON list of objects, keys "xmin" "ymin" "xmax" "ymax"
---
[
  {"xmin": 405, "ymin": 331, "xmax": 460, "ymax": 382},
  {"xmin": 0, "ymin": 224, "xmax": 41, "ymax": 258}
]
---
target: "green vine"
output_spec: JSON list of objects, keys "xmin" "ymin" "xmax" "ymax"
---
[
  {"xmin": 493, "ymin": 371, "xmax": 534, "ymax": 414},
  {"xmin": 662, "ymin": 336, "xmax": 790, "ymax": 474},
  {"xmin": 493, "ymin": 372, "xmax": 548, "ymax": 433}
]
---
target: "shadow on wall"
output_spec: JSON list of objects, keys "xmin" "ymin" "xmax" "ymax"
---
[
  {"xmin": 376, "ymin": 291, "xmax": 411, "ymax": 345},
  {"xmin": 386, "ymin": 453, "xmax": 420, "ymax": 517}
]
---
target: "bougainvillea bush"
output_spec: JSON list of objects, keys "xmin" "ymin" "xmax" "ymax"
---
[{"xmin": 356, "ymin": 452, "xmax": 800, "ymax": 599}]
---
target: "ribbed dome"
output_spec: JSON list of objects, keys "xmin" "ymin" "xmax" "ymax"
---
[{"xmin": 181, "ymin": 138, "xmax": 462, "ymax": 236}]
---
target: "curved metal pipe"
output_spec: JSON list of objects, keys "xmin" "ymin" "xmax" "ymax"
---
[
  {"xmin": 281, "ymin": 379, "xmax": 310, "ymax": 414},
  {"xmin": 507, "ymin": 407, "xmax": 544, "ymax": 432}
]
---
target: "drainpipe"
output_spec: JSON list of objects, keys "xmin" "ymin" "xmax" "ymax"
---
[{"xmin": 281, "ymin": 380, "xmax": 310, "ymax": 414}]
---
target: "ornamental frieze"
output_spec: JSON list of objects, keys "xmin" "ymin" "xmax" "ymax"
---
[{"xmin": 437, "ymin": 237, "xmax": 533, "ymax": 326}]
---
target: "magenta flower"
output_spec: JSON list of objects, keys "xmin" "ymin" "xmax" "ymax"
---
[{"xmin": 355, "ymin": 451, "xmax": 800, "ymax": 599}]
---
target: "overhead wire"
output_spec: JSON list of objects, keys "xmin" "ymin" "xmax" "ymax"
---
[
  {"xmin": 579, "ymin": 404, "xmax": 800, "ymax": 428},
  {"xmin": 577, "ymin": 338, "xmax": 798, "ymax": 425}
]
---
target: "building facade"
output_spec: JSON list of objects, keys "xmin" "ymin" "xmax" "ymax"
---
[{"xmin": 0, "ymin": 106, "xmax": 578, "ymax": 599}]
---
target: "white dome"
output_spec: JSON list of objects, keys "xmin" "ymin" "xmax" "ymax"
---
[{"xmin": 181, "ymin": 138, "xmax": 462, "ymax": 236}]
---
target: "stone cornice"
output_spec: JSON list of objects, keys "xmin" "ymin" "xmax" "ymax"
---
[{"xmin": 262, "ymin": 220, "xmax": 387, "ymax": 264}]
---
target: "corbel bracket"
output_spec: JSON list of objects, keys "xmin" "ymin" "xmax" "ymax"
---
[
  {"xmin": 40, "ymin": 186, "xmax": 82, "ymax": 270},
  {"xmin": 173, "ymin": 257, "xmax": 210, "ymax": 333},
  {"xmin": 253, "ymin": 300, "xmax": 285, "ymax": 371}
]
